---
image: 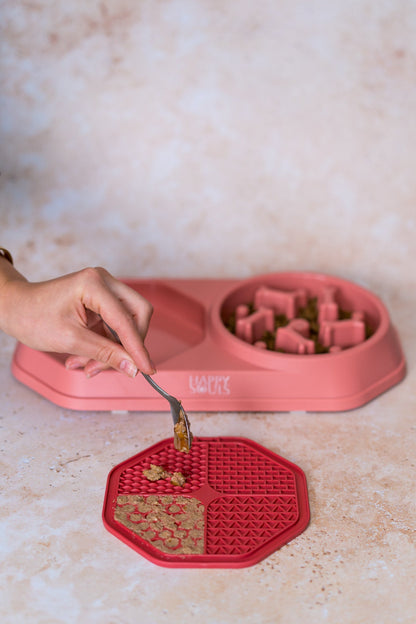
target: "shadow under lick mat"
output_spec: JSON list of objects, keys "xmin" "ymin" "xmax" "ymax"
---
[{"xmin": 102, "ymin": 437, "xmax": 310, "ymax": 568}]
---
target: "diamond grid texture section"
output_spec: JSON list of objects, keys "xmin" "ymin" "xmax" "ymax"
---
[
  {"xmin": 207, "ymin": 440, "xmax": 297, "ymax": 495},
  {"xmin": 117, "ymin": 440, "xmax": 207, "ymax": 496},
  {"xmin": 206, "ymin": 495, "xmax": 299, "ymax": 555}
]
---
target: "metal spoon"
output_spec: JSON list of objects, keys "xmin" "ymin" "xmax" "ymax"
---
[
  {"xmin": 103, "ymin": 320, "xmax": 193, "ymax": 451},
  {"xmin": 141, "ymin": 373, "xmax": 193, "ymax": 452}
]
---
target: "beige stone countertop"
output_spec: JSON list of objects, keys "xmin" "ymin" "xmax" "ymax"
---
[{"xmin": 1, "ymin": 303, "xmax": 415, "ymax": 624}]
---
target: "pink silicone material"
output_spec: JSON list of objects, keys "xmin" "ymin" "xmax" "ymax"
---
[
  {"xmin": 318, "ymin": 286, "xmax": 339, "ymax": 323},
  {"xmin": 102, "ymin": 437, "xmax": 310, "ymax": 568},
  {"xmin": 275, "ymin": 319, "xmax": 315, "ymax": 354},
  {"xmin": 236, "ymin": 307, "xmax": 274, "ymax": 343},
  {"xmin": 254, "ymin": 286, "xmax": 308, "ymax": 319},
  {"xmin": 319, "ymin": 318, "xmax": 366, "ymax": 349},
  {"xmin": 235, "ymin": 284, "xmax": 368, "ymax": 352},
  {"xmin": 11, "ymin": 272, "xmax": 406, "ymax": 412}
]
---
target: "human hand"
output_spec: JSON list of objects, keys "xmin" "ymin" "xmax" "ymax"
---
[{"xmin": 0, "ymin": 263, "xmax": 155, "ymax": 378}]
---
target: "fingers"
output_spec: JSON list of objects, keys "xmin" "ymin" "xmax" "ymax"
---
[
  {"xmin": 65, "ymin": 355, "xmax": 89, "ymax": 370},
  {"xmin": 98, "ymin": 273, "xmax": 154, "ymax": 342},
  {"xmin": 65, "ymin": 355, "xmax": 107, "ymax": 378},
  {"xmin": 65, "ymin": 328, "xmax": 154, "ymax": 379},
  {"xmin": 85, "ymin": 270, "xmax": 155, "ymax": 373},
  {"xmin": 66, "ymin": 325, "xmax": 144, "ymax": 377},
  {"xmin": 66, "ymin": 268, "xmax": 155, "ymax": 377}
]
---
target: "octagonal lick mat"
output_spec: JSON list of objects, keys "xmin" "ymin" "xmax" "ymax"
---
[{"xmin": 103, "ymin": 437, "xmax": 310, "ymax": 568}]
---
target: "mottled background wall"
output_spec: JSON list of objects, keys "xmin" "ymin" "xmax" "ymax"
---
[{"xmin": 1, "ymin": 1, "xmax": 415, "ymax": 304}]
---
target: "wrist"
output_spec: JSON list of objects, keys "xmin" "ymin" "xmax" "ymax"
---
[
  {"xmin": 0, "ymin": 279, "xmax": 29, "ymax": 344},
  {"xmin": 0, "ymin": 254, "xmax": 27, "ymax": 287},
  {"xmin": 0, "ymin": 253, "xmax": 28, "ymax": 333}
]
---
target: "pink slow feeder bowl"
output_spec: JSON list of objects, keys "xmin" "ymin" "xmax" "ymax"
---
[{"xmin": 11, "ymin": 272, "xmax": 406, "ymax": 412}]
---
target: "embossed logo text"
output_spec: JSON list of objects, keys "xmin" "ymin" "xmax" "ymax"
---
[{"xmin": 189, "ymin": 375, "xmax": 231, "ymax": 395}]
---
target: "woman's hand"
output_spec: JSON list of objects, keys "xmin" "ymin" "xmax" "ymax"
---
[{"xmin": 0, "ymin": 261, "xmax": 155, "ymax": 378}]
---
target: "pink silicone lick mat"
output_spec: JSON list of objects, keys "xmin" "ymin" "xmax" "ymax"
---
[
  {"xmin": 11, "ymin": 272, "xmax": 406, "ymax": 411},
  {"xmin": 102, "ymin": 437, "xmax": 310, "ymax": 568}
]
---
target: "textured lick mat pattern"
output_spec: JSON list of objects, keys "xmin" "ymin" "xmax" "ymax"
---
[
  {"xmin": 103, "ymin": 437, "xmax": 310, "ymax": 568},
  {"xmin": 114, "ymin": 494, "xmax": 205, "ymax": 555}
]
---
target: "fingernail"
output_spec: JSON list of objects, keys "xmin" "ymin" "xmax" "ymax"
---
[
  {"xmin": 86, "ymin": 367, "xmax": 102, "ymax": 378},
  {"xmin": 120, "ymin": 359, "xmax": 138, "ymax": 378},
  {"xmin": 150, "ymin": 360, "xmax": 157, "ymax": 374},
  {"xmin": 66, "ymin": 361, "xmax": 82, "ymax": 370}
]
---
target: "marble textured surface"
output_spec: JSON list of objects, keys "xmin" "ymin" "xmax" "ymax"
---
[{"xmin": 0, "ymin": 1, "xmax": 415, "ymax": 622}]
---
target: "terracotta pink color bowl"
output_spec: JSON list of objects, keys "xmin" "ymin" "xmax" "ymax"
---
[{"xmin": 12, "ymin": 272, "xmax": 406, "ymax": 412}]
